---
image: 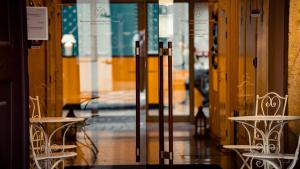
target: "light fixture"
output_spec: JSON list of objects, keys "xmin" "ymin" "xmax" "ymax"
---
[
  {"xmin": 159, "ymin": 0, "xmax": 173, "ymax": 6},
  {"xmin": 159, "ymin": 14, "xmax": 173, "ymax": 38},
  {"xmin": 61, "ymin": 34, "xmax": 76, "ymax": 56}
]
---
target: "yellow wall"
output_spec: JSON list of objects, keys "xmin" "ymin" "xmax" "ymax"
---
[
  {"xmin": 28, "ymin": 44, "xmax": 47, "ymax": 116},
  {"xmin": 288, "ymin": 0, "xmax": 300, "ymax": 149},
  {"xmin": 208, "ymin": 0, "xmax": 269, "ymax": 145},
  {"xmin": 28, "ymin": 0, "xmax": 63, "ymax": 117},
  {"xmin": 62, "ymin": 58, "xmax": 80, "ymax": 104},
  {"xmin": 62, "ymin": 56, "xmax": 188, "ymax": 105}
]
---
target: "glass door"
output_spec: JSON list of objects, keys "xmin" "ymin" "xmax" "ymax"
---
[
  {"xmin": 147, "ymin": 1, "xmax": 191, "ymax": 121},
  {"xmin": 60, "ymin": 0, "xmax": 147, "ymax": 167}
]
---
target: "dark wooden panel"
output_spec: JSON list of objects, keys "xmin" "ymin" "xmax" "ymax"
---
[
  {"xmin": 0, "ymin": 82, "xmax": 12, "ymax": 167},
  {"xmin": 0, "ymin": 44, "xmax": 10, "ymax": 75},
  {"xmin": 268, "ymin": 0, "xmax": 287, "ymax": 95},
  {"xmin": 0, "ymin": 0, "xmax": 9, "ymax": 41},
  {"xmin": 0, "ymin": 0, "xmax": 29, "ymax": 168}
]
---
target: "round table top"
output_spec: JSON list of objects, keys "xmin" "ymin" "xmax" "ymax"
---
[
  {"xmin": 228, "ymin": 115, "xmax": 300, "ymax": 121},
  {"xmin": 30, "ymin": 117, "xmax": 85, "ymax": 123}
]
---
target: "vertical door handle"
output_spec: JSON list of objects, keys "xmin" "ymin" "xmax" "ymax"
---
[
  {"xmin": 135, "ymin": 41, "xmax": 141, "ymax": 162},
  {"xmin": 158, "ymin": 42, "xmax": 174, "ymax": 165},
  {"xmin": 158, "ymin": 42, "xmax": 165, "ymax": 165},
  {"xmin": 167, "ymin": 42, "xmax": 173, "ymax": 165}
]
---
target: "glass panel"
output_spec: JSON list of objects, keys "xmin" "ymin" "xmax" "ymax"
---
[
  {"xmin": 61, "ymin": 1, "xmax": 146, "ymax": 167},
  {"xmin": 111, "ymin": 4, "xmax": 138, "ymax": 56},
  {"xmin": 194, "ymin": 3, "xmax": 209, "ymax": 112},
  {"xmin": 61, "ymin": 5, "xmax": 79, "ymax": 57},
  {"xmin": 147, "ymin": 3, "xmax": 159, "ymax": 54},
  {"xmin": 157, "ymin": 2, "xmax": 190, "ymax": 116}
]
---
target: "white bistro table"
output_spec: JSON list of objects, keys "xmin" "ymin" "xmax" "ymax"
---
[
  {"xmin": 229, "ymin": 115, "xmax": 300, "ymax": 168},
  {"xmin": 30, "ymin": 117, "xmax": 85, "ymax": 150}
]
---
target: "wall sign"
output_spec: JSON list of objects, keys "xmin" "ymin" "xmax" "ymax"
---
[{"xmin": 27, "ymin": 7, "xmax": 48, "ymax": 40}]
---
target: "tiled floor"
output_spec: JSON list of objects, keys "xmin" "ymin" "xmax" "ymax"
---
[
  {"xmin": 65, "ymin": 110, "xmax": 234, "ymax": 169},
  {"xmin": 79, "ymin": 90, "xmax": 190, "ymax": 116}
]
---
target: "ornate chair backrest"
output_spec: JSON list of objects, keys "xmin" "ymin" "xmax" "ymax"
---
[
  {"xmin": 253, "ymin": 92, "xmax": 288, "ymax": 153},
  {"xmin": 30, "ymin": 124, "xmax": 48, "ymax": 169},
  {"xmin": 255, "ymin": 92, "xmax": 288, "ymax": 117},
  {"xmin": 29, "ymin": 96, "xmax": 41, "ymax": 118}
]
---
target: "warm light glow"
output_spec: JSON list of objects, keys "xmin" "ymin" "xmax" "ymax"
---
[
  {"xmin": 159, "ymin": 15, "xmax": 173, "ymax": 37},
  {"xmin": 61, "ymin": 34, "xmax": 76, "ymax": 56},
  {"xmin": 61, "ymin": 34, "xmax": 76, "ymax": 44},
  {"xmin": 159, "ymin": 0, "xmax": 173, "ymax": 6}
]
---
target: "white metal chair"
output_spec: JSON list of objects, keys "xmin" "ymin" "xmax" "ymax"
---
[
  {"xmin": 29, "ymin": 96, "xmax": 42, "ymax": 118},
  {"xmin": 223, "ymin": 92, "xmax": 288, "ymax": 169},
  {"xmin": 29, "ymin": 96, "xmax": 77, "ymax": 151},
  {"xmin": 30, "ymin": 124, "xmax": 77, "ymax": 169},
  {"xmin": 253, "ymin": 92, "xmax": 288, "ymax": 152},
  {"xmin": 243, "ymin": 134, "xmax": 300, "ymax": 169}
]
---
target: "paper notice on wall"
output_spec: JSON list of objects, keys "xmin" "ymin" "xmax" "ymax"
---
[{"xmin": 27, "ymin": 7, "xmax": 48, "ymax": 40}]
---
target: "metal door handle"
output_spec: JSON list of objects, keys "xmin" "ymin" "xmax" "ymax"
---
[
  {"xmin": 135, "ymin": 41, "xmax": 141, "ymax": 162},
  {"xmin": 158, "ymin": 42, "xmax": 174, "ymax": 165},
  {"xmin": 158, "ymin": 42, "xmax": 165, "ymax": 165},
  {"xmin": 167, "ymin": 42, "xmax": 173, "ymax": 165}
]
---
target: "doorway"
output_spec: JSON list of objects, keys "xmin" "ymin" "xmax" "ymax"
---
[
  {"xmin": 27, "ymin": 0, "xmax": 218, "ymax": 168},
  {"xmin": 60, "ymin": 1, "xmax": 148, "ymax": 167}
]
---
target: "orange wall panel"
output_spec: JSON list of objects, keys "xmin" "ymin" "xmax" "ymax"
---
[{"xmin": 62, "ymin": 58, "xmax": 80, "ymax": 104}]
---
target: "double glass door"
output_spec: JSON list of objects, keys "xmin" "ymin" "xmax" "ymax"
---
[
  {"xmin": 61, "ymin": 1, "xmax": 149, "ymax": 167},
  {"xmin": 59, "ymin": 0, "xmax": 208, "ymax": 167}
]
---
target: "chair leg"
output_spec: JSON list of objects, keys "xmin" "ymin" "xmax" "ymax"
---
[
  {"xmin": 50, "ymin": 159, "xmax": 63, "ymax": 169},
  {"xmin": 232, "ymin": 149, "xmax": 251, "ymax": 169}
]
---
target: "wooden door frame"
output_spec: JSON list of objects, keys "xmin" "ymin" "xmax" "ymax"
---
[{"xmin": 0, "ymin": 0, "xmax": 29, "ymax": 168}]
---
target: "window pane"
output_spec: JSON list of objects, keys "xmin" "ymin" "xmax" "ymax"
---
[
  {"xmin": 111, "ymin": 4, "xmax": 138, "ymax": 56},
  {"xmin": 61, "ymin": 5, "xmax": 79, "ymax": 57},
  {"xmin": 62, "ymin": 3, "xmax": 138, "ymax": 57},
  {"xmin": 147, "ymin": 3, "xmax": 159, "ymax": 54}
]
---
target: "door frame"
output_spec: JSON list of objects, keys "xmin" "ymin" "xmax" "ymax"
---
[{"xmin": 0, "ymin": 0, "xmax": 29, "ymax": 168}]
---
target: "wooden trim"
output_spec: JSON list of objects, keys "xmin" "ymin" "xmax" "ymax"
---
[
  {"xmin": 20, "ymin": 0, "xmax": 30, "ymax": 167},
  {"xmin": 283, "ymin": 0, "xmax": 290, "ymax": 154},
  {"xmin": 188, "ymin": 0, "xmax": 195, "ymax": 123}
]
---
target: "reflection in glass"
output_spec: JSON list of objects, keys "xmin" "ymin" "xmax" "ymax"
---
[
  {"xmin": 61, "ymin": 1, "xmax": 145, "ymax": 166},
  {"xmin": 61, "ymin": 5, "xmax": 79, "ymax": 57},
  {"xmin": 62, "ymin": 34, "xmax": 76, "ymax": 56}
]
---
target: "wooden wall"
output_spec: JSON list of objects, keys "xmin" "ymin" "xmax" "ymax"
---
[
  {"xmin": 288, "ymin": 0, "xmax": 300, "ymax": 160},
  {"xmin": 209, "ymin": 2, "xmax": 221, "ymax": 142},
  {"xmin": 28, "ymin": 42, "xmax": 47, "ymax": 116},
  {"xmin": 209, "ymin": 0, "xmax": 241, "ymax": 145},
  {"xmin": 28, "ymin": 0, "xmax": 63, "ymax": 118},
  {"xmin": 209, "ymin": 0, "xmax": 287, "ymax": 147}
]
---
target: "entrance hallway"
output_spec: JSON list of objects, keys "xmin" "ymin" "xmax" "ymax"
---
[{"xmin": 65, "ymin": 110, "xmax": 233, "ymax": 168}]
